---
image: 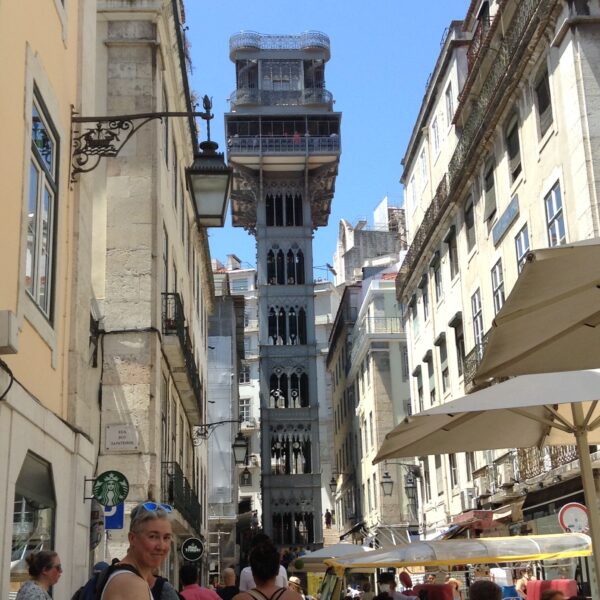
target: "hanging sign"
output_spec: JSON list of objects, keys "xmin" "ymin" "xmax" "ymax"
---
[
  {"xmin": 181, "ymin": 537, "xmax": 205, "ymax": 561},
  {"xmin": 93, "ymin": 470, "xmax": 129, "ymax": 507}
]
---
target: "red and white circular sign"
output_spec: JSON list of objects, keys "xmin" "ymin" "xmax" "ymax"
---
[{"xmin": 558, "ymin": 502, "xmax": 589, "ymax": 533}]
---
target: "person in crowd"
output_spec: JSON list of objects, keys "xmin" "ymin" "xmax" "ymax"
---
[
  {"xmin": 70, "ymin": 561, "xmax": 109, "ymax": 600},
  {"xmin": 180, "ymin": 565, "xmax": 221, "ymax": 600},
  {"xmin": 515, "ymin": 570, "xmax": 531, "ymax": 600},
  {"xmin": 149, "ymin": 569, "xmax": 181, "ymax": 600},
  {"xmin": 361, "ymin": 582, "xmax": 375, "ymax": 600},
  {"xmin": 469, "ymin": 581, "xmax": 502, "ymax": 600},
  {"xmin": 324, "ymin": 510, "xmax": 332, "ymax": 529},
  {"xmin": 239, "ymin": 534, "xmax": 288, "ymax": 591},
  {"xmin": 289, "ymin": 577, "xmax": 306, "ymax": 600},
  {"xmin": 378, "ymin": 572, "xmax": 412, "ymax": 600},
  {"xmin": 447, "ymin": 578, "xmax": 462, "ymax": 600},
  {"xmin": 17, "ymin": 550, "xmax": 62, "ymax": 600},
  {"xmin": 426, "ymin": 575, "xmax": 437, "ymax": 585},
  {"xmin": 233, "ymin": 539, "xmax": 302, "ymax": 600},
  {"xmin": 540, "ymin": 592, "xmax": 565, "ymax": 600},
  {"xmin": 102, "ymin": 502, "xmax": 173, "ymax": 600},
  {"xmin": 217, "ymin": 568, "xmax": 239, "ymax": 600}
]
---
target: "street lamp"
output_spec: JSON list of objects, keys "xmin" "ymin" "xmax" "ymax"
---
[
  {"xmin": 329, "ymin": 476, "xmax": 337, "ymax": 494},
  {"xmin": 232, "ymin": 432, "xmax": 249, "ymax": 465},
  {"xmin": 70, "ymin": 95, "xmax": 231, "ymax": 228},
  {"xmin": 380, "ymin": 471, "xmax": 394, "ymax": 497}
]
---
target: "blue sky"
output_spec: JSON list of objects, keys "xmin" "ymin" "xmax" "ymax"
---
[{"xmin": 185, "ymin": 1, "xmax": 469, "ymax": 270}]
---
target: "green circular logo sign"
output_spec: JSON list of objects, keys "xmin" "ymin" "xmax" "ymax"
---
[{"xmin": 93, "ymin": 470, "xmax": 129, "ymax": 507}]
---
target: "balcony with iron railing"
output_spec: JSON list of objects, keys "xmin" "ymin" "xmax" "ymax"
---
[
  {"xmin": 350, "ymin": 316, "xmax": 404, "ymax": 366},
  {"xmin": 229, "ymin": 88, "xmax": 334, "ymax": 110},
  {"xmin": 462, "ymin": 331, "xmax": 490, "ymax": 391},
  {"xmin": 466, "ymin": 15, "xmax": 491, "ymax": 72},
  {"xmin": 162, "ymin": 461, "xmax": 201, "ymax": 534},
  {"xmin": 229, "ymin": 31, "xmax": 331, "ymax": 59},
  {"xmin": 517, "ymin": 446, "xmax": 580, "ymax": 480},
  {"xmin": 161, "ymin": 293, "xmax": 202, "ymax": 423},
  {"xmin": 228, "ymin": 134, "xmax": 340, "ymax": 155},
  {"xmin": 397, "ymin": 0, "xmax": 555, "ymax": 300}
]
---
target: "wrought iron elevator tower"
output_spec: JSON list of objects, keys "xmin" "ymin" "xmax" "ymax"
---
[{"xmin": 226, "ymin": 31, "xmax": 341, "ymax": 546}]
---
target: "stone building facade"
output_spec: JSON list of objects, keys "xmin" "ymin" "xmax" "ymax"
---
[
  {"xmin": 398, "ymin": 0, "xmax": 600, "ymax": 556},
  {"xmin": 226, "ymin": 31, "xmax": 341, "ymax": 546}
]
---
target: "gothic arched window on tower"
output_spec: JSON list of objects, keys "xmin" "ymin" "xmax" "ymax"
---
[
  {"xmin": 267, "ymin": 250, "xmax": 276, "ymax": 284},
  {"xmin": 274, "ymin": 194, "xmax": 284, "ymax": 226},
  {"xmin": 294, "ymin": 194, "xmax": 303, "ymax": 225},
  {"xmin": 276, "ymin": 249, "xmax": 285, "ymax": 284},
  {"xmin": 295, "ymin": 249, "xmax": 305, "ymax": 284},
  {"xmin": 286, "ymin": 250, "xmax": 296, "ymax": 284},
  {"xmin": 285, "ymin": 194, "xmax": 295, "ymax": 226},
  {"xmin": 270, "ymin": 371, "xmax": 289, "ymax": 408},
  {"xmin": 270, "ymin": 433, "xmax": 312, "ymax": 475},
  {"xmin": 266, "ymin": 194, "xmax": 275, "ymax": 226},
  {"xmin": 265, "ymin": 192, "xmax": 303, "ymax": 227},
  {"xmin": 298, "ymin": 307, "xmax": 307, "ymax": 344}
]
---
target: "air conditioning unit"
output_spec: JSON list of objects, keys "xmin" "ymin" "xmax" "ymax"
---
[
  {"xmin": 497, "ymin": 462, "xmax": 515, "ymax": 488},
  {"xmin": 460, "ymin": 488, "xmax": 476, "ymax": 512},
  {"xmin": 475, "ymin": 472, "xmax": 491, "ymax": 498}
]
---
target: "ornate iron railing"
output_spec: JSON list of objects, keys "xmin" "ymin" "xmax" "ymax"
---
[
  {"xmin": 467, "ymin": 15, "xmax": 491, "ymax": 72},
  {"xmin": 161, "ymin": 293, "xmax": 202, "ymax": 406},
  {"xmin": 228, "ymin": 135, "xmax": 340, "ymax": 154},
  {"xmin": 397, "ymin": 0, "xmax": 556, "ymax": 300},
  {"xmin": 229, "ymin": 88, "xmax": 333, "ymax": 109},
  {"xmin": 517, "ymin": 446, "xmax": 579, "ymax": 480},
  {"xmin": 463, "ymin": 332, "xmax": 490, "ymax": 389},
  {"xmin": 229, "ymin": 31, "xmax": 330, "ymax": 56},
  {"xmin": 162, "ymin": 461, "xmax": 201, "ymax": 533}
]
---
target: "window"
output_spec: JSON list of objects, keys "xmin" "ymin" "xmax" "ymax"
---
[
  {"xmin": 435, "ymin": 454, "xmax": 444, "ymax": 496},
  {"xmin": 231, "ymin": 278, "xmax": 249, "ymax": 293},
  {"xmin": 410, "ymin": 175, "xmax": 417, "ymax": 208},
  {"xmin": 162, "ymin": 87, "xmax": 169, "ymax": 165},
  {"xmin": 466, "ymin": 451, "xmax": 476, "ymax": 481},
  {"xmin": 471, "ymin": 289, "xmax": 484, "ymax": 358},
  {"xmin": 505, "ymin": 115, "xmax": 522, "ymax": 183},
  {"xmin": 419, "ymin": 148, "xmax": 428, "ymax": 187},
  {"xmin": 464, "ymin": 199, "xmax": 476, "ymax": 252},
  {"xmin": 535, "ymin": 69, "xmax": 553, "ymax": 137},
  {"xmin": 240, "ymin": 397, "xmax": 251, "ymax": 422},
  {"xmin": 265, "ymin": 193, "xmax": 303, "ymax": 227},
  {"xmin": 426, "ymin": 354, "xmax": 435, "ymax": 406},
  {"xmin": 438, "ymin": 338, "xmax": 449, "ymax": 393},
  {"xmin": 421, "ymin": 280, "xmax": 429, "ymax": 321},
  {"xmin": 433, "ymin": 262, "xmax": 443, "ymax": 302},
  {"xmin": 483, "ymin": 158, "xmax": 497, "ymax": 222},
  {"xmin": 545, "ymin": 182, "xmax": 566, "ymax": 246},
  {"xmin": 491, "ymin": 260, "xmax": 505, "ymax": 314},
  {"xmin": 373, "ymin": 473, "xmax": 378, "ymax": 508},
  {"xmin": 416, "ymin": 371, "xmax": 424, "ymax": 413},
  {"xmin": 27, "ymin": 95, "xmax": 58, "ymax": 319},
  {"xmin": 449, "ymin": 453, "xmax": 458, "ymax": 488},
  {"xmin": 162, "ymin": 226, "xmax": 169, "ymax": 293},
  {"xmin": 431, "ymin": 117, "xmax": 440, "ymax": 156},
  {"xmin": 367, "ymin": 478, "xmax": 372, "ymax": 512},
  {"xmin": 453, "ymin": 319, "xmax": 466, "ymax": 378},
  {"xmin": 515, "ymin": 224, "xmax": 530, "ymax": 272},
  {"xmin": 446, "ymin": 227, "xmax": 459, "ymax": 279},
  {"xmin": 410, "ymin": 297, "xmax": 420, "ymax": 338},
  {"xmin": 173, "ymin": 147, "xmax": 178, "ymax": 207},
  {"xmin": 421, "ymin": 458, "xmax": 431, "ymax": 502},
  {"xmin": 239, "ymin": 362, "xmax": 250, "ymax": 384},
  {"xmin": 369, "ymin": 412, "xmax": 374, "ymax": 449},
  {"xmin": 445, "ymin": 83, "xmax": 454, "ymax": 125},
  {"xmin": 401, "ymin": 346, "xmax": 409, "ymax": 381},
  {"xmin": 161, "ymin": 377, "xmax": 169, "ymax": 461},
  {"xmin": 11, "ymin": 453, "xmax": 56, "ymax": 590}
]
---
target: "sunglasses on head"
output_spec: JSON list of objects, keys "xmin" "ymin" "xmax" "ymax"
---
[{"xmin": 141, "ymin": 501, "xmax": 173, "ymax": 513}]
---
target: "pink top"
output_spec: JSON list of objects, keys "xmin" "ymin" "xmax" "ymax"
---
[{"xmin": 181, "ymin": 584, "xmax": 223, "ymax": 600}]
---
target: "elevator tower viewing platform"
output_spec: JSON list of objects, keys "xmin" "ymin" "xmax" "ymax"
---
[{"xmin": 225, "ymin": 31, "xmax": 341, "ymax": 547}]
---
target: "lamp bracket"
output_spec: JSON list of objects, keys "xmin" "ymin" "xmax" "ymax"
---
[
  {"xmin": 70, "ymin": 109, "xmax": 212, "ymax": 182},
  {"xmin": 192, "ymin": 417, "xmax": 242, "ymax": 445}
]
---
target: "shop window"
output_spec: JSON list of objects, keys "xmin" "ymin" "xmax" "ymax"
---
[{"xmin": 11, "ymin": 453, "xmax": 56, "ymax": 589}]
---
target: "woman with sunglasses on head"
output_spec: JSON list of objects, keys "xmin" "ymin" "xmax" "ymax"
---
[
  {"xmin": 101, "ymin": 502, "xmax": 173, "ymax": 600},
  {"xmin": 16, "ymin": 550, "xmax": 62, "ymax": 599}
]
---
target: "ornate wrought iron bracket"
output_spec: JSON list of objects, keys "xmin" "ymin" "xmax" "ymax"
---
[
  {"xmin": 70, "ymin": 95, "xmax": 216, "ymax": 182},
  {"xmin": 192, "ymin": 417, "xmax": 242, "ymax": 444}
]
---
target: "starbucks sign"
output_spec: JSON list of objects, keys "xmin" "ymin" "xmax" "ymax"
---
[
  {"xmin": 93, "ymin": 470, "xmax": 129, "ymax": 507},
  {"xmin": 181, "ymin": 537, "xmax": 205, "ymax": 561}
]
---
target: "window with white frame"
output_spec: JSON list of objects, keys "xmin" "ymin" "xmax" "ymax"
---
[
  {"xmin": 419, "ymin": 148, "xmax": 428, "ymax": 187},
  {"xmin": 449, "ymin": 453, "xmax": 458, "ymax": 488},
  {"xmin": 425, "ymin": 353, "xmax": 435, "ymax": 406},
  {"xmin": 410, "ymin": 296, "xmax": 419, "ymax": 338},
  {"xmin": 545, "ymin": 181, "xmax": 566, "ymax": 247},
  {"xmin": 27, "ymin": 94, "xmax": 58, "ymax": 319},
  {"xmin": 231, "ymin": 278, "xmax": 249, "ymax": 293},
  {"xmin": 515, "ymin": 224, "xmax": 530, "ymax": 272},
  {"xmin": 466, "ymin": 451, "xmax": 476, "ymax": 481},
  {"xmin": 420, "ymin": 277, "xmax": 429, "ymax": 321},
  {"xmin": 464, "ymin": 198, "xmax": 476, "ymax": 252},
  {"xmin": 431, "ymin": 117, "xmax": 440, "ymax": 156},
  {"xmin": 421, "ymin": 458, "xmax": 432, "ymax": 501},
  {"xmin": 438, "ymin": 337, "xmax": 449, "ymax": 393},
  {"xmin": 433, "ymin": 261, "xmax": 443, "ymax": 302},
  {"xmin": 445, "ymin": 83, "xmax": 454, "ymax": 126},
  {"xmin": 239, "ymin": 397, "xmax": 251, "ymax": 422},
  {"xmin": 409, "ymin": 174, "xmax": 416, "ymax": 210},
  {"xmin": 483, "ymin": 158, "xmax": 497, "ymax": 222},
  {"xmin": 435, "ymin": 454, "xmax": 443, "ymax": 495},
  {"xmin": 471, "ymin": 289, "xmax": 484, "ymax": 358},
  {"xmin": 447, "ymin": 227, "xmax": 459, "ymax": 280},
  {"xmin": 491, "ymin": 259, "xmax": 505, "ymax": 315},
  {"xmin": 239, "ymin": 362, "xmax": 251, "ymax": 384}
]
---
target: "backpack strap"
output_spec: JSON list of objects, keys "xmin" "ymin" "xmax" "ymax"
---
[
  {"xmin": 270, "ymin": 589, "xmax": 287, "ymax": 600},
  {"xmin": 247, "ymin": 590, "xmax": 269, "ymax": 600},
  {"xmin": 151, "ymin": 576, "xmax": 166, "ymax": 600},
  {"xmin": 95, "ymin": 563, "xmax": 143, "ymax": 600}
]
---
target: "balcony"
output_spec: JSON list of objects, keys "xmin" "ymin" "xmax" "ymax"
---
[
  {"xmin": 463, "ymin": 332, "xmax": 490, "ymax": 391},
  {"xmin": 229, "ymin": 30, "xmax": 330, "ymax": 60},
  {"xmin": 229, "ymin": 88, "xmax": 334, "ymax": 110},
  {"xmin": 517, "ymin": 446, "xmax": 579, "ymax": 480},
  {"xmin": 466, "ymin": 15, "xmax": 492, "ymax": 74},
  {"xmin": 397, "ymin": 0, "xmax": 554, "ymax": 300},
  {"xmin": 161, "ymin": 293, "xmax": 202, "ymax": 424},
  {"xmin": 162, "ymin": 461, "xmax": 201, "ymax": 534},
  {"xmin": 350, "ymin": 316, "xmax": 403, "ymax": 366},
  {"xmin": 228, "ymin": 135, "xmax": 340, "ymax": 155}
]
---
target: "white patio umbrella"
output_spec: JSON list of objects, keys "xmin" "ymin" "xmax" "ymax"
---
[
  {"xmin": 474, "ymin": 241, "xmax": 600, "ymax": 383},
  {"xmin": 372, "ymin": 370, "xmax": 600, "ymax": 595},
  {"xmin": 300, "ymin": 543, "xmax": 374, "ymax": 571}
]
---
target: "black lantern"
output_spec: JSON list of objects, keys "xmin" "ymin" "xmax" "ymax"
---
[
  {"xmin": 186, "ymin": 140, "xmax": 232, "ymax": 228},
  {"xmin": 232, "ymin": 432, "xmax": 248, "ymax": 465},
  {"xmin": 329, "ymin": 476, "xmax": 337, "ymax": 494},
  {"xmin": 380, "ymin": 471, "xmax": 394, "ymax": 497}
]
